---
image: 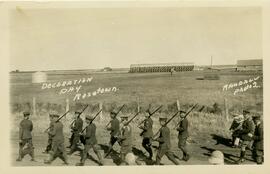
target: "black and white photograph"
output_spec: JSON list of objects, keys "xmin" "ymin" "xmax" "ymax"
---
[{"xmin": 0, "ymin": 1, "xmax": 269, "ymax": 172}]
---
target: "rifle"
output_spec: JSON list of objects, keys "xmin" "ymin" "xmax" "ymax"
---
[
  {"xmin": 70, "ymin": 104, "xmax": 89, "ymax": 127},
  {"xmin": 80, "ymin": 109, "xmax": 102, "ymax": 145},
  {"xmin": 174, "ymin": 103, "xmax": 198, "ymax": 129},
  {"xmin": 152, "ymin": 110, "xmax": 180, "ymax": 140},
  {"xmin": 124, "ymin": 111, "xmax": 140, "ymax": 126},
  {"xmin": 105, "ymin": 104, "xmax": 126, "ymax": 128},
  {"xmin": 44, "ymin": 110, "xmax": 70, "ymax": 133},
  {"xmin": 138, "ymin": 105, "xmax": 163, "ymax": 127}
]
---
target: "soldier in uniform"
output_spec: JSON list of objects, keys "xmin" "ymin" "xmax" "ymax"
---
[
  {"xmin": 43, "ymin": 114, "xmax": 54, "ymax": 153},
  {"xmin": 236, "ymin": 110, "xmax": 255, "ymax": 164},
  {"xmin": 16, "ymin": 112, "xmax": 35, "ymax": 161},
  {"xmin": 229, "ymin": 114, "xmax": 244, "ymax": 148},
  {"xmin": 153, "ymin": 116, "xmax": 179, "ymax": 165},
  {"xmin": 138, "ymin": 110, "xmax": 153, "ymax": 160},
  {"xmin": 68, "ymin": 111, "xmax": 83, "ymax": 155},
  {"xmin": 104, "ymin": 111, "xmax": 120, "ymax": 158},
  {"xmin": 44, "ymin": 113, "xmax": 68, "ymax": 165},
  {"xmin": 118, "ymin": 115, "xmax": 133, "ymax": 165},
  {"xmin": 177, "ymin": 110, "xmax": 190, "ymax": 161},
  {"xmin": 76, "ymin": 115, "xmax": 103, "ymax": 166},
  {"xmin": 252, "ymin": 114, "xmax": 263, "ymax": 164}
]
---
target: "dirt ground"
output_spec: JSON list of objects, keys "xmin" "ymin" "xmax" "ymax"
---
[{"xmin": 10, "ymin": 131, "xmax": 257, "ymax": 166}]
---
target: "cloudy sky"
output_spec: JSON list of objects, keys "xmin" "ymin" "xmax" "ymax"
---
[{"xmin": 9, "ymin": 7, "xmax": 262, "ymax": 71}]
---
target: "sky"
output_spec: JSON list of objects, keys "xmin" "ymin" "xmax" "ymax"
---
[{"xmin": 9, "ymin": 7, "xmax": 262, "ymax": 71}]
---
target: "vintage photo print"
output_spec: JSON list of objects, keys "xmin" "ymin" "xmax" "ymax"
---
[{"xmin": 0, "ymin": 1, "xmax": 269, "ymax": 174}]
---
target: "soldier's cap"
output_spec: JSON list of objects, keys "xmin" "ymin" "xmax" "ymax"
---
[
  {"xmin": 120, "ymin": 115, "xmax": 128, "ymax": 119},
  {"xmin": 110, "ymin": 110, "xmax": 117, "ymax": 115},
  {"xmin": 23, "ymin": 111, "xmax": 30, "ymax": 116},
  {"xmin": 243, "ymin": 110, "xmax": 250, "ymax": 114},
  {"xmin": 252, "ymin": 114, "xmax": 261, "ymax": 121},
  {"xmin": 180, "ymin": 110, "xmax": 186, "ymax": 114},
  {"xmin": 85, "ymin": 115, "xmax": 94, "ymax": 120},
  {"xmin": 159, "ymin": 116, "xmax": 167, "ymax": 121}
]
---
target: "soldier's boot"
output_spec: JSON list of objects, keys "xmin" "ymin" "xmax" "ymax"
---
[
  {"xmin": 16, "ymin": 146, "xmax": 23, "ymax": 161},
  {"xmin": 96, "ymin": 151, "xmax": 104, "ymax": 166},
  {"xmin": 30, "ymin": 149, "xmax": 36, "ymax": 161},
  {"xmin": 44, "ymin": 153, "xmax": 54, "ymax": 164},
  {"xmin": 145, "ymin": 144, "xmax": 153, "ymax": 160},
  {"xmin": 167, "ymin": 154, "xmax": 179, "ymax": 165},
  {"xmin": 76, "ymin": 157, "xmax": 86, "ymax": 166},
  {"xmin": 120, "ymin": 153, "xmax": 128, "ymax": 165},
  {"xmin": 237, "ymin": 151, "xmax": 246, "ymax": 164},
  {"xmin": 104, "ymin": 145, "xmax": 113, "ymax": 158}
]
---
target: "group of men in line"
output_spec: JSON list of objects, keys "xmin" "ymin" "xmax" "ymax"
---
[
  {"xmin": 16, "ymin": 108, "xmax": 263, "ymax": 165},
  {"xmin": 229, "ymin": 110, "xmax": 264, "ymax": 164}
]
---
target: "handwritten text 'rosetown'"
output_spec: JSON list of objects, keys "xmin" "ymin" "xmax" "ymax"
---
[{"xmin": 222, "ymin": 76, "xmax": 261, "ymax": 95}]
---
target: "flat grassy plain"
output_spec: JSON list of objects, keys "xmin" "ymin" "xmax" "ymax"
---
[{"xmin": 10, "ymin": 70, "xmax": 263, "ymax": 165}]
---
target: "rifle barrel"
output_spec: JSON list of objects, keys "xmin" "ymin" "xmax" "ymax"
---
[{"xmin": 44, "ymin": 110, "xmax": 70, "ymax": 133}]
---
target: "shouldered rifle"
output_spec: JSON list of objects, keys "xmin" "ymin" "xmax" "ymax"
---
[
  {"xmin": 44, "ymin": 110, "xmax": 70, "ymax": 133},
  {"xmin": 81, "ymin": 109, "xmax": 102, "ymax": 134},
  {"xmin": 70, "ymin": 104, "xmax": 89, "ymax": 127},
  {"xmin": 174, "ymin": 103, "xmax": 198, "ymax": 129},
  {"xmin": 152, "ymin": 110, "xmax": 180, "ymax": 140},
  {"xmin": 105, "ymin": 104, "xmax": 126, "ymax": 128},
  {"xmin": 124, "ymin": 111, "xmax": 140, "ymax": 126},
  {"xmin": 137, "ymin": 105, "xmax": 163, "ymax": 127}
]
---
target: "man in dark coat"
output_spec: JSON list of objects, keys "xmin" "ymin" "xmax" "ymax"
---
[
  {"xmin": 68, "ymin": 111, "xmax": 83, "ymax": 155},
  {"xmin": 44, "ymin": 113, "xmax": 68, "ymax": 165},
  {"xmin": 118, "ymin": 115, "xmax": 133, "ymax": 165},
  {"xmin": 177, "ymin": 110, "xmax": 190, "ymax": 161},
  {"xmin": 252, "ymin": 114, "xmax": 263, "ymax": 164},
  {"xmin": 229, "ymin": 114, "xmax": 244, "ymax": 147},
  {"xmin": 236, "ymin": 110, "xmax": 255, "ymax": 164},
  {"xmin": 104, "ymin": 111, "xmax": 120, "ymax": 158},
  {"xmin": 153, "ymin": 116, "xmax": 179, "ymax": 165},
  {"xmin": 139, "ymin": 110, "xmax": 153, "ymax": 159},
  {"xmin": 43, "ymin": 114, "xmax": 54, "ymax": 153},
  {"xmin": 76, "ymin": 115, "xmax": 103, "ymax": 166},
  {"xmin": 16, "ymin": 112, "xmax": 35, "ymax": 161}
]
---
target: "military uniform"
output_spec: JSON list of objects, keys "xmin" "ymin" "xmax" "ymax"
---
[
  {"xmin": 229, "ymin": 115, "xmax": 243, "ymax": 147},
  {"xmin": 16, "ymin": 112, "xmax": 35, "ymax": 161},
  {"xmin": 77, "ymin": 116, "xmax": 103, "ymax": 166},
  {"xmin": 252, "ymin": 115, "xmax": 263, "ymax": 164},
  {"xmin": 69, "ymin": 114, "xmax": 83, "ymax": 155},
  {"xmin": 105, "ymin": 112, "xmax": 120, "ymax": 157},
  {"xmin": 44, "ymin": 114, "xmax": 68, "ymax": 165},
  {"xmin": 43, "ymin": 115, "xmax": 54, "ymax": 153},
  {"xmin": 155, "ymin": 117, "xmax": 179, "ymax": 165},
  {"xmin": 237, "ymin": 111, "xmax": 255, "ymax": 164},
  {"xmin": 139, "ymin": 117, "xmax": 153, "ymax": 159},
  {"xmin": 177, "ymin": 115, "xmax": 190, "ymax": 161}
]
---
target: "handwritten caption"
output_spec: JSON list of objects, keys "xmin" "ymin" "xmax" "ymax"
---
[
  {"xmin": 222, "ymin": 76, "xmax": 261, "ymax": 95},
  {"xmin": 41, "ymin": 77, "xmax": 119, "ymax": 101}
]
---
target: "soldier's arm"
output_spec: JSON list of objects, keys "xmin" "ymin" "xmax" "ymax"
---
[
  {"xmin": 50, "ymin": 123, "xmax": 57, "ymax": 136},
  {"xmin": 156, "ymin": 129, "xmax": 169, "ymax": 143},
  {"xmin": 253, "ymin": 125, "xmax": 263, "ymax": 141},
  {"xmin": 30, "ymin": 121, "xmax": 33, "ymax": 132},
  {"xmin": 19, "ymin": 123, "xmax": 22, "ymax": 140}
]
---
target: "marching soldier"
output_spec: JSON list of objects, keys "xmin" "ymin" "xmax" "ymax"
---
[
  {"xmin": 236, "ymin": 110, "xmax": 255, "ymax": 164},
  {"xmin": 44, "ymin": 113, "xmax": 68, "ymax": 165},
  {"xmin": 177, "ymin": 110, "xmax": 190, "ymax": 161},
  {"xmin": 16, "ymin": 111, "xmax": 35, "ymax": 161},
  {"xmin": 104, "ymin": 111, "xmax": 120, "ymax": 158},
  {"xmin": 153, "ymin": 116, "xmax": 179, "ymax": 165},
  {"xmin": 43, "ymin": 114, "xmax": 54, "ymax": 153},
  {"xmin": 76, "ymin": 115, "xmax": 103, "ymax": 166},
  {"xmin": 139, "ymin": 110, "xmax": 153, "ymax": 160},
  {"xmin": 252, "ymin": 114, "xmax": 263, "ymax": 164},
  {"xmin": 68, "ymin": 111, "xmax": 83, "ymax": 155},
  {"xmin": 118, "ymin": 115, "xmax": 133, "ymax": 165},
  {"xmin": 229, "ymin": 114, "xmax": 244, "ymax": 148}
]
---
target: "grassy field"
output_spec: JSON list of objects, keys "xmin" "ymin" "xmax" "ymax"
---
[{"xmin": 9, "ymin": 70, "xmax": 263, "ymax": 165}]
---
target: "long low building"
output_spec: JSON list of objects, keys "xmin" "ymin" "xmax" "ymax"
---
[
  {"xmin": 129, "ymin": 63, "xmax": 194, "ymax": 73},
  {"xmin": 237, "ymin": 59, "xmax": 262, "ymax": 71}
]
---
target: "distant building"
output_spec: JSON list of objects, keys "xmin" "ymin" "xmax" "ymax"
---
[
  {"xmin": 32, "ymin": 71, "xmax": 47, "ymax": 83},
  {"xmin": 102, "ymin": 67, "xmax": 112, "ymax": 72},
  {"xmin": 129, "ymin": 63, "xmax": 194, "ymax": 73},
  {"xmin": 236, "ymin": 59, "xmax": 262, "ymax": 71}
]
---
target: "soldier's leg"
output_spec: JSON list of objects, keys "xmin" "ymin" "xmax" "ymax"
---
[
  {"xmin": 165, "ymin": 151, "xmax": 179, "ymax": 165},
  {"xmin": 44, "ymin": 142, "xmax": 58, "ymax": 164},
  {"xmin": 76, "ymin": 145, "xmax": 90, "ymax": 166},
  {"xmin": 67, "ymin": 133, "xmax": 74, "ymax": 148},
  {"xmin": 93, "ymin": 144, "xmax": 103, "ymax": 165},
  {"xmin": 69, "ymin": 135, "xmax": 80, "ymax": 155},
  {"xmin": 105, "ymin": 136, "xmax": 117, "ymax": 157},
  {"xmin": 237, "ymin": 141, "xmax": 249, "ymax": 164},
  {"xmin": 142, "ymin": 138, "xmax": 153, "ymax": 159},
  {"xmin": 255, "ymin": 149, "xmax": 263, "ymax": 164},
  {"xmin": 17, "ymin": 140, "xmax": 26, "ymax": 161},
  {"xmin": 155, "ymin": 148, "xmax": 165, "ymax": 165},
  {"xmin": 179, "ymin": 138, "xmax": 189, "ymax": 161}
]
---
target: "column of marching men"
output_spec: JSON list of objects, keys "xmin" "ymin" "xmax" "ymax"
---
[{"xmin": 16, "ymin": 105, "xmax": 263, "ymax": 165}]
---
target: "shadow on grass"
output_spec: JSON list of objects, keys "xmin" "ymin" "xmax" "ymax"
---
[
  {"xmin": 200, "ymin": 146, "xmax": 254, "ymax": 164},
  {"xmin": 132, "ymin": 147, "xmax": 155, "ymax": 165},
  {"xmin": 99, "ymin": 144, "xmax": 122, "ymax": 165},
  {"xmin": 211, "ymin": 134, "xmax": 232, "ymax": 147}
]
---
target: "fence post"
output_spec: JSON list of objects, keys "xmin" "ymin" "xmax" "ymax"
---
[
  {"xmin": 33, "ymin": 97, "xmax": 36, "ymax": 117},
  {"xmin": 224, "ymin": 98, "xmax": 229, "ymax": 121},
  {"xmin": 99, "ymin": 102, "xmax": 103, "ymax": 121}
]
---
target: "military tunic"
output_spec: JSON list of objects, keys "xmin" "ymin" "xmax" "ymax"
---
[
  {"xmin": 252, "ymin": 122, "xmax": 263, "ymax": 164},
  {"xmin": 69, "ymin": 117, "xmax": 83, "ymax": 153},
  {"xmin": 18, "ymin": 119, "xmax": 34, "ymax": 160}
]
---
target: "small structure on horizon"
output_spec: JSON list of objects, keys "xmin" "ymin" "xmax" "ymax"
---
[
  {"xmin": 129, "ymin": 62, "xmax": 194, "ymax": 73},
  {"xmin": 236, "ymin": 59, "xmax": 262, "ymax": 71},
  {"xmin": 32, "ymin": 71, "xmax": 47, "ymax": 83}
]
